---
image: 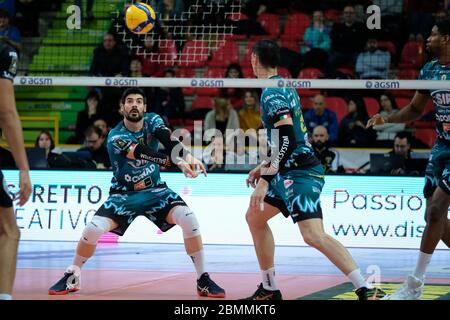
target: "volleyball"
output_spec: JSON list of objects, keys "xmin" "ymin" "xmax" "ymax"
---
[{"xmin": 125, "ymin": 2, "xmax": 156, "ymax": 34}]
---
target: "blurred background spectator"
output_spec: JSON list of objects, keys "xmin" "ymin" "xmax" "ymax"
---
[{"xmin": 303, "ymin": 94, "xmax": 339, "ymax": 144}]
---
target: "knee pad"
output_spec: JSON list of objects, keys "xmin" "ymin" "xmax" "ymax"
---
[
  {"xmin": 81, "ymin": 216, "xmax": 112, "ymax": 245},
  {"xmin": 171, "ymin": 206, "xmax": 200, "ymax": 239}
]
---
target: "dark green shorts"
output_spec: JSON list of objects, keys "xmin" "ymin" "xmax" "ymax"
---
[
  {"xmin": 424, "ymin": 139, "xmax": 450, "ymax": 198},
  {"xmin": 264, "ymin": 164, "xmax": 325, "ymax": 223},
  {"xmin": 95, "ymin": 184, "xmax": 186, "ymax": 236}
]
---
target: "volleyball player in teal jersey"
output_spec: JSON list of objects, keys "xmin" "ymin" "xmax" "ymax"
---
[
  {"xmin": 49, "ymin": 88, "xmax": 225, "ymax": 298},
  {"xmin": 367, "ymin": 20, "xmax": 450, "ymax": 300},
  {"xmin": 243, "ymin": 39, "xmax": 385, "ymax": 300}
]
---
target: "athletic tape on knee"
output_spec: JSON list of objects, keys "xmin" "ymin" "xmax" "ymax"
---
[
  {"xmin": 81, "ymin": 216, "xmax": 111, "ymax": 245},
  {"xmin": 171, "ymin": 206, "xmax": 200, "ymax": 239}
]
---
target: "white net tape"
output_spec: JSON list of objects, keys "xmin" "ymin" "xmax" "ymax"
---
[{"xmin": 13, "ymin": 76, "xmax": 450, "ymax": 90}]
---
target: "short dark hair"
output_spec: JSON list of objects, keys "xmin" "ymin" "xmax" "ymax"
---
[
  {"xmin": 85, "ymin": 124, "xmax": 104, "ymax": 139},
  {"xmin": 436, "ymin": 19, "xmax": 450, "ymax": 36},
  {"xmin": 35, "ymin": 130, "xmax": 55, "ymax": 150},
  {"xmin": 120, "ymin": 87, "xmax": 146, "ymax": 105},
  {"xmin": 394, "ymin": 131, "xmax": 412, "ymax": 143},
  {"xmin": 252, "ymin": 40, "xmax": 280, "ymax": 68}
]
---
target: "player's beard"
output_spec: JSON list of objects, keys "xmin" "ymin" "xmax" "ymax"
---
[{"xmin": 125, "ymin": 108, "xmax": 144, "ymax": 122}]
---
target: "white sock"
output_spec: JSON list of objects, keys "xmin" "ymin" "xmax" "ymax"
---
[
  {"xmin": 0, "ymin": 293, "xmax": 12, "ymax": 300},
  {"xmin": 412, "ymin": 251, "xmax": 432, "ymax": 281},
  {"xmin": 261, "ymin": 267, "xmax": 277, "ymax": 291},
  {"xmin": 347, "ymin": 269, "xmax": 372, "ymax": 289},
  {"xmin": 189, "ymin": 250, "xmax": 205, "ymax": 279},
  {"xmin": 72, "ymin": 254, "xmax": 88, "ymax": 269}
]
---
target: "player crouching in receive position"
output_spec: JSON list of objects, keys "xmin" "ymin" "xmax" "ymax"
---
[
  {"xmin": 49, "ymin": 88, "xmax": 225, "ymax": 298},
  {"xmin": 242, "ymin": 39, "xmax": 385, "ymax": 300}
]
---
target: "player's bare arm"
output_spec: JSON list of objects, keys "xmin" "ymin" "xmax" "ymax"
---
[
  {"xmin": 366, "ymin": 91, "xmax": 429, "ymax": 128},
  {"xmin": 0, "ymin": 79, "xmax": 31, "ymax": 206}
]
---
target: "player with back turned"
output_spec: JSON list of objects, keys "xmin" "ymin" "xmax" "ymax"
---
[{"xmin": 242, "ymin": 39, "xmax": 385, "ymax": 300}]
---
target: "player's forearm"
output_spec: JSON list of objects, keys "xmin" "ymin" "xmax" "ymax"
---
[
  {"xmin": 125, "ymin": 142, "xmax": 173, "ymax": 167},
  {"xmin": 0, "ymin": 107, "xmax": 29, "ymax": 171},
  {"xmin": 384, "ymin": 103, "xmax": 423, "ymax": 123}
]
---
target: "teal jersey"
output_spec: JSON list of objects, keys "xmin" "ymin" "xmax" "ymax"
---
[
  {"xmin": 260, "ymin": 75, "xmax": 319, "ymax": 169},
  {"xmin": 107, "ymin": 113, "xmax": 166, "ymax": 193},
  {"xmin": 418, "ymin": 59, "xmax": 450, "ymax": 141}
]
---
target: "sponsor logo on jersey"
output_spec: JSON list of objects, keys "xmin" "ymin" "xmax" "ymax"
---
[
  {"xmin": 284, "ymin": 179, "xmax": 294, "ymax": 189},
  {"xmin": 432, "ymin": 90, "xmax": 450, "ymax": 108}
]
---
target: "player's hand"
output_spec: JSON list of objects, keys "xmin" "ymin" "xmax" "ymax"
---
[
  {"xmin": 250, "ymin": 179, "xmax": 269, "ymax": 212},
  {"xmin": 246, "ymin": 165, "xmax": 262, "ymax": 188},
  {"xmin": 17, "ymin": 170, "xmax": 31, "ymax": 207},
  {"xmin": 366, "ymin": 114, "xmax": 386, "ymax": 128},
  {"xmin": 178, "ymin": 154, "xmax": 207, "ymax": 178}
]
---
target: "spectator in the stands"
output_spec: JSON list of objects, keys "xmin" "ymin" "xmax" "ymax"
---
[
  {"xmin": 130, "ymin": 58, "xmax": 143, "ymax": 77},
  {"xmin": 373, "ymin": 93, "xmax": 405, "ymax": 146},
  {"xmin": 78, "ymin": 125, "xmax": 111, "ymax": 169},
  {"xmin": 34, "ymin": 130, "xmax": 57, "ymax": 164},
  {"xmin": 149, "ymin": 68, "xmax": 185, "ymax": 126},
  {"xmin": 388, "ymin": 131, "xmax": 423, "ymax": 176},
  {"xmin": 0, "ymin": 128, "xmax": 15, "ymax": 168},
  {"xmin": 302, "ymin": 10, "xmax": 331, "ymax": 72},
  {"xmin": 136, "ymin": 37, "xmax": 166, "ymax": 77},
  {"xmin": 338, "ymin": 98, "xmax": 375, "ymax": 147},
  {"xmin": 311, "ymin": 125, "xmax": 341, "ymax": 173},
  {"xmin": 204, "ymin": 96, "xmax": 240, "ymax": 139},
  {"xmin": 220, "ymin": 63, "xmax": 244, "ymax": 108},
  {"xmin": 0, "ymin": 8, "xmax": 21, "ymax": 52},
  {"xmin": 71, "ymin": 90, "xmax": 101, "ymax": 144},
  {"xmin": 89, "ymin": 32, "xmax": 130, "ymax": 77},
  {"xmin": 93, "ymin": 118, "xmax": 109, "ymax": 138},
  {"xmin": 328, "ymin": 5, "xmax": 367, "ymax": 75},
  {"xmin": 355, "ymin": 38, "xmax": 390, "ymax": 79},
  {"xmin": 238, "ymin": 89, "xmax": 262, "ymax": 132},
  {"xmin": 203, "ymin": 136, "xmax": 225, "ymax": 172},
  {"xmin": 434, "ymin": 9, "xmax": 448, "ymax": 24},
  {"xmin": 303, "ymin": 94, "xmax": 339, "ymax": 144},
  {"xmin": 14, "ymin": 0, "xmax": 40, "ymax": 37}
]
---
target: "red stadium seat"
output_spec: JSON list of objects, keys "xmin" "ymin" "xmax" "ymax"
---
[
  {"xmin": 336, "ymin": 67, "xmax": 355, "ymax": 78},
  {"xmin": 397, "ymin": 69, "xmax": 419, "ymax": 80},
  {"xmin": 178, "ymin": 40, "xmax": 209, "ymax": 68},
  {"xmin": 177, "ymin": 67, "xmax": 196, "ymax": 96},
  {"xmin": 399, "ymin": 41, "xmax": 425, "ymax": 69},
  {"xmin": 324, "ymin": 9, "xmax": 341, "ymax": 23},
  {"xmin": 300, "ymin": 96, "xmax": 314, "ymax": 109},
  {"xmin": 415, "ymin": 128, "xmax": 437, "ymax": 148},
  {"xmin": 363, "ymin": 97, "xmax": 380, "ymax": 117},
  {"xmin": 191, "ymin": 96, "xmax": 214, "ymax": 110},
  {"xmin": 325, "ymin": 97, "xmax": 347, "ymax": 123},
  {"xmin": 257, "ymin": 13, "xmax": 280, "ymax": 38},
  {"xmin": 377, "ymin": 40, "xmax": 396, "ymax": 61},
  {"xmin": 298, "ymin": 68, "xmax": 323, "ymax": 79},
  {"xmin": 396, "ymin": 97, "xmax": 410, "ymax": 109},
  {"xmin": 158, "ymin": 39, "xmax": 178, "ymax": 67},
  {"xmin": 278, "ymin": 67, "xmax": 292, "ymax": 78},
  {"xmin": 280, "ymin": 39, "xmax": 300, "ymax": 53},
  {"xmin": 297, "ymin": 88, "xmax": 321, "ymax": 97},
  {"xmin": 208, "ymin": 40, "xmax": 240, "ymax": 68},
  {"xmin": 242, "ymin": 67, "xmax": 255, "ymax": 78},
  {"xmin": 282, "ymin": 12, "xmax": 310, "ymax": 41},
  {"xmin": 241, "ymin": 39, "xmax": 258, "ymax": 67}
]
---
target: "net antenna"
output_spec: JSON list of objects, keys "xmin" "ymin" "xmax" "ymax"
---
[{"xmin": 114, "ymin": 0, "xmax": 242, "ymax": 66}]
